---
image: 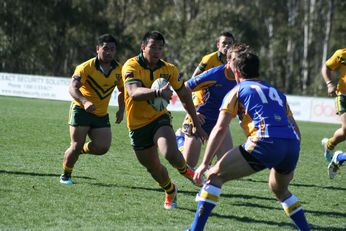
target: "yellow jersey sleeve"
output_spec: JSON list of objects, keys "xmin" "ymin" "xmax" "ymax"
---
[
  {"xmin": 326, "ymin": 49, "xmax": 346, "ymax": 94},
  {"xmin": 73, "ymin": 61, "xmax": 92, "ymax": 84},
  {"xmin": 326, "ymin": 49, "xmax": 345, "ymax": 70},
  {"xmin": 198, "ymin": 51, "xmax": 222, "ymax": 72},
  {"xmin": 122, "ymin": 58, "xmax": 141, "ymax": 85}
]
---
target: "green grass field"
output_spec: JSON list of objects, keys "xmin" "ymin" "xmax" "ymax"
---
[{"xmin": 0, "ymin": 96, "xmax": 345, "ymax": 231}]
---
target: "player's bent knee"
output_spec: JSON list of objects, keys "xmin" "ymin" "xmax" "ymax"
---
[
  {"xmin": 69, "ymin": 143, "xmax": 83, "ymax": 154},
  {"xmin": 269, "ymin": 183, "xmax": 288, "ymax": 199},
  {"xmin": 207, "ymin": 172, "xmax": 224, "ymax": 186},
  {"xmin": 94, "ymin": 147, "xmax": 110, "ymax": 155}
]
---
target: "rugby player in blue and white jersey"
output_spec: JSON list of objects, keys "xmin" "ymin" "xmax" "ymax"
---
[
  {"xmin": 180, "ymin": 63, "xmax": 237, "ymax": 168},
  {"xmin": 187, "ymin": 44, "xmax": 310, "ymax": 231}
]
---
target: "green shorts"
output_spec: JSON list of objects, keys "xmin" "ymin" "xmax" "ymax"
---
[
  {"xmin": 129, "ymin": 113, "xmax": 172, "ymax": 150},
  {"xmin": 69, "ymin": 105, "xmax": 110, "ymax": 128},
  {"xmin": 335, "ymin": 95, "xmax": 346, "ymax": 115}
]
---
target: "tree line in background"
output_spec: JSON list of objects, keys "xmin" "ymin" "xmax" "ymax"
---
[{"xmin": 1, "ymin": 0, "xmax": 345, "ymax": 96}]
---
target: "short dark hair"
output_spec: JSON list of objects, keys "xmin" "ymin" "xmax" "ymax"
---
[
  {"xmin": 228, "ymin": 43, "xmax": 259, "ymax": 79},
  {"xmin": 141, "ymin": 31, "xmax": 165, "ymax": 46},
  {"xmin": 97, "ymin": 34, "xmax": 117, "ymax": 46},
  {"xmin": 218, "ymin": 31, "xmax": 235, "ymax": 43}
]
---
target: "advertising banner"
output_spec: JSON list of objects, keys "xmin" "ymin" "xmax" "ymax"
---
[{"xmin": 0, "ymin": 73, "xmax": 339, "ymax": 123}]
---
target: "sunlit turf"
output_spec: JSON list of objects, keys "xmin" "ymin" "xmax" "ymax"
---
[{"xmin": 0, "ymin": 96, "xmax": 345, "ymax": 230}]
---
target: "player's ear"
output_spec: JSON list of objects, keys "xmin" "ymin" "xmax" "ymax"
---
[
  {"xmin": 236, "ymin": 68, "xmax": 240, "ymax": 76},
  {"xmin": 140, "ymin": 42, "xmax": 146, "ymax": 52},
  {"xmin": 235, "ymin": 68, "xmax": 241, "ymax": 81}
]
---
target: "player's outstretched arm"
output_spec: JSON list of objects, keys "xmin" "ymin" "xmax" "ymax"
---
[
  {"xmin": 201, "ymin": 110, "xmax": 231, "ymax": 165},
  {"xmin": 176, "ymin": 86, "xmax": 208, "ymax": 142},
  {"xmin": 194, "ymin": 110, "xmax": 232, "ymax": 185}
]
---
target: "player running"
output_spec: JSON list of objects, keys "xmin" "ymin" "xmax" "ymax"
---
[
  {"xmin": 122, "ymin": 31, "xmax": 207, "ymax": 209},
  {"xmin": 321, "ymin": 48, "xmax": 346, "ymax": 163},
  {"xmin": 60, "ymin": 34, "xmax": 124, "ymax": 185}
]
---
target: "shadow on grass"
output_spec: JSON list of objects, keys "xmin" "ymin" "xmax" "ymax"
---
[
  {"xmin": 242, "ymin": 178, "xmax": 346, "ymax": 191},
  {"xmin": 221, "ymin": 192, "xmax": 274, "ymax": 201},
  {"xmin": 89, "ymin": 182, "xmax": 274, "ymax": 201},
  {"xmin": 232, "ymin": 202, "xmax": 346, "ymax": 218},
  {"xmin": 89, "ymin": 182, "xmax": 345, "ymax": 230},
  {"xmin": 0, "ymin": 169, "xmax": 95, "ymax": 179},
  {"xmin": 179, "ymin": 206, "xmax": 345, "ymax": 231},
  {"xmin": 180, "ymin": 207, "xmax": 296, "ymax": 229},
  {"xmin": 89, "ymin": 182, "xmax": 163, "ymax": 193}
]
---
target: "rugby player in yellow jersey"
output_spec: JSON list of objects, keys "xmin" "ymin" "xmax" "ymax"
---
[
  {"xmin": 321, "ymin": 48, "xmax": 346, "ymax": 178},
  {"xmin": 189, "ymin": 31, "xmax": 235, "ymax": 107},
  {"xmin": 60, "ymin": 34, "xmax": 125, "ymax": 185},
  {"xmin": 122, "ymin": 31, "xmax": 207, "ymax": 209},
  {"xmin": 176, "ymin": 31, "xmax": 235, "ymax": 167},
  {"xmin": 192, "ymin": 31, "xmax": 235, "ymax": 78}
]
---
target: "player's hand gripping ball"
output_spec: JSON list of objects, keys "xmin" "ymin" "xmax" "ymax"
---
[{"xmin": 149, "ymin": 78, "xmax": 169, "ymax": 111}]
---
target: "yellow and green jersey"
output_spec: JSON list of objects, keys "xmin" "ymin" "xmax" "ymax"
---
[
  {"xmin": 194, "ymin": 51, "xmax": 225, "ymax": 105},
  {"xmin": 196, "ymin": 51, "xmax": 224, "ymax": 73},
  {"xmin": 122, "ymin": 53, "xmax": 184, "ymax": 130},
  {"xmin": 72, "ymin": 57, "xmax": 123, "ymax": 116},
  {"xmin": 326, "ymin": 48, "xmax": 346, "ymax": 94}
]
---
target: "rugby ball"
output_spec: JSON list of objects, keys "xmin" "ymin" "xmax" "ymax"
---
[{"xmin": 149, "ymin": 78, "xmax": 169, "ymax": 111}]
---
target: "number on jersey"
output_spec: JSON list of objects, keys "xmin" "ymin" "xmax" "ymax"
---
[{"xmin": 250, "ymin": 84, "xmax": 283, "ymax": 107}]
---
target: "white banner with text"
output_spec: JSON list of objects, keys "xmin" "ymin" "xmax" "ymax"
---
[{"xmin": 0, "ymin": 72, "xmax": 339, "ymax": 124}]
